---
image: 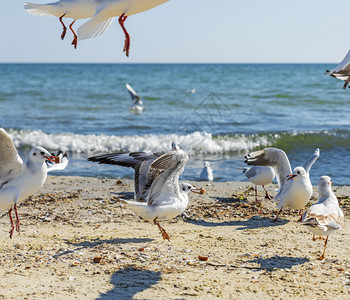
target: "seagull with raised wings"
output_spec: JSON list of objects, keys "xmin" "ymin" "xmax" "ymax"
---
[
  {"xmin": 326, "ymin": 50, "xmax": 350, "ymax": 89},
  {"xmin": 245, "ymin": 147, "xmax": 320, "ymax": 222},
  {"xmin": 88, "ymin": 143, "xmax": 201, "ymax": 240},
  {"xmin": 126, "ymin": 83, "xmax": 143, "ymax": 112}
]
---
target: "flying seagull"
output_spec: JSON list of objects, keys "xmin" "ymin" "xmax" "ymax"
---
[
  {"xmin": 77, "ymin": 0, "xmax": 170, "ymax": 57},
  {"xmin": 126, "ymin": 83, "xmax": 143, "ymax": 112},
  {"xmin": 24, "ymin": 0, "xmax": 99, "ymax": 49},
  {"xmin": 325, "ymin": 50, "xmax": 350, "ymax": 89}
]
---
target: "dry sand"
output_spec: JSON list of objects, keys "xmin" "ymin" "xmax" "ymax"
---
[{"xmin": 0, "ymin": 175, "xmax": 350, "ymax": 299}]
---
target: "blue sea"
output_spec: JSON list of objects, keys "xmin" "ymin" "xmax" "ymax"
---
[{"xmin": 1, "ymin": 63, "xmax": 350, "ymax": 185}]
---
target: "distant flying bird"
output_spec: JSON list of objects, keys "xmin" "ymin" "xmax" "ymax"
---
[
  {"xmin": 0, "ymin": 128, "xmax": 60, "ymax": 238},
  {"xmin": 24, "ymin": 0, "xmax": 99, "ymax": 49},
  {"xmin": 245, "ymin": 148, "xmax": 319, "ymax": 221},
  {"xmin": 126, "ymin": 83, "xmax": 143, "ymax": 112},
  {"xmin": 77, "ymin": 0, "xmax": 170, "ymax": 57},
  {"xmin": 200, "ymin": 161, "xmax": 213, "ymax": 181},
  {"xmin": 187, "ymin": 88, "xmax": 196, "ymax": 94},
  {"xmin": 302, "ymin": 176, "xmax": 344, "ymax": 260},
  {"xmin": 325, "ymin": 50, "xmax": 350, "ymax": 89},
  {"xmin": 88, "ymin": 144, "xmax": 201, "ymax": 240},
  {"xmin": 241, "ymin": 166, "xmax": 275, "ymax": 202}
]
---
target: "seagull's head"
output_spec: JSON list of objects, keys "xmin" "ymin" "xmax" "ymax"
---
[
  {"xmin": 180, "ymin": 182, "xmax": 202, "ymax": 194},
  {"xmin": 318, "ymin": 176, "xmax": 332, "ymax": 191},
  {"xmin": 286, "ymin": 166, "xmax": 307, "ymax": 181},
  {"xmin": 171, "ymin": 142, "xmax": 180, "ymax": 151},
  {"xmin": 29, "ymin": 147, "xmax": 59, "ymax": 164}
]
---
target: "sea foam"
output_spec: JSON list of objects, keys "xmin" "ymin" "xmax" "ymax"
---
[{"xmin": 7, "ymin": 129, "xmax": 273, "ymax": 155}]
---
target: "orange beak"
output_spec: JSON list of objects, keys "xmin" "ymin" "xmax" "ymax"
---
[{"xmin": 191, "ymin": 186, "xmax": 204, "ymax": 194}]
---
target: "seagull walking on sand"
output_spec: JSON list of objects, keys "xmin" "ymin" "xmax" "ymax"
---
[
  {"xmin": 240, "ymin": 166, "xmax": 275, "ymax": 202},
  {"xmin": 126, "ymin": 83, "xmax": 143, "ymax": 112},
  {"xmin": 302, "ymin": 176, "xmax": 344, "ymax": 260},
  {"xmin": 245, "ymin": 147, "xmax": 320, "ymax": 222},
  {"xmin": 200, "ymin": 162, "xmax": 213, "ymax": 181},
  {"xmin": 0, "ymin": 128, "xmax": 60, "ymax": 238},
  {"xmin": 77, "ymin": 0, "xmax": 170, "ymax": 57},
  {"xmin": 88, "ymin": 144, "xmax": 201, "ymax": 240},
  {"xmin": 24, "ymin": 0, "xmax": 100, "ymax": 49}
]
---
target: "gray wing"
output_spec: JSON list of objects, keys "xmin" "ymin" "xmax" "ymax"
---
[
  {"xmin": 88, "ymin": 151, "xmax": 161, "ymax": 200},
  {"xmin": 326, "ymin": 50, "xmax": 350, "ymax": 75},
  {"xmin": 303, "ymin": 148, "xmax": 319, "ymax": 174},
  {"xmin": 148, "ymin": 149, "xmax": 189, "ymax": 206},
  {"xmin": 47, "ymin": 151, "xmax": 69, "ymax": 172},
  {"xmin": 0, "ymin": 128, "xmax": 24, "ymax": 189},
  {"xmin": 126, "ymin": 83, "xmax": 141, "ymax": 102},
  {"xmin": 243, "ymin": 167, "xmax": 257, "ymax": 179},
  {"xmin": 245, "ymin": 147, "xmax": 291, "ymax": 190}
]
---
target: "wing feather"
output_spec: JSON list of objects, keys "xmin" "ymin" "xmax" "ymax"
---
[{"xmin": 0, "ymin": 129, "xmax": 23, "ymax": 188}]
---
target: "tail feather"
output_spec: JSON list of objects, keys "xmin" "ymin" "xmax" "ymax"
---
[
  {"xmin": 24, "ymin": 2, "xmax": 62, "ymax": 17},
  {"xmin": 78, "ymin": 17, "xmax": 114, "ymax": 40}
]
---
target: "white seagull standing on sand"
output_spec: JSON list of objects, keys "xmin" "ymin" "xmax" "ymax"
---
[
  {"xmin": 88, "ymin": 144, "xmax": 201, "ymax": 240},
  {"xmin": 245, "ymin": 147, "xmax": 320, "ymax": 222},
  {"xmin": 126, "ymin": 83, "xmax": 143, "ymax": 112},
  {"xmin": 77, "ymin": 0, "xmax": 170, "ymax": 57},
  {"xmin": 0, "ymin": 128, "xmax": 60, "ymax": 238},
  {"xmin": 241, "ymin": 166, "xmax": 275, "ymax": 202},
  {"xmin": 325, "ymin": 49, "xmax": 350, "ymax": 89},
  {"xmin": 302, "ymin": 176, "xmax": 344, "ymax": 260},
  {"xmin": 200, "ymin": 161, "xmax": 213, "ymax": 181},
  {"xmin": 24, "ymin": 0, "xmax": 100, "ymax": 49}
]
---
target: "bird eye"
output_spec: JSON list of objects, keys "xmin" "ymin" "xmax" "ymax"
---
[
  {"xmin": 33, "ymin": 152, "xmax": 36, "ymax": 156},
  {"xmin": 297, "ymin": 171, "xmax": 300, "ymax": 174},
  {"xmin": 40, "ymin": 151, "xmax": 45, "ymax": 155}
]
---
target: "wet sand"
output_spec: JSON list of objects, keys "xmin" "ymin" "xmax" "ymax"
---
[{"xmin": 0, "ymin": 176, "xmax": 349, "ymax": 299}]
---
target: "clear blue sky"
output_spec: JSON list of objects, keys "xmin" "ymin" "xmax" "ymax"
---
[{"xmin": 1, "ymin": 0, "xmax": 350, "ymax": 63}]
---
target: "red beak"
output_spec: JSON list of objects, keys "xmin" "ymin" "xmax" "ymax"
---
[
  {"xmin": 286, "ymin": 174, "xmax": 297, "ymax": 181},
  {"xmin": 44, "ymin": 155, "xmax": 60, "ymax": 164}
]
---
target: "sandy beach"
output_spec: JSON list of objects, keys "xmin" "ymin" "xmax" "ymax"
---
[{"xmin": 0, "ymin": 175, "xmax": 349, "ymax": 299}]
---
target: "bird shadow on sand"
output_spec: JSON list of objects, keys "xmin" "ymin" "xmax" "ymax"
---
[
  {"xmin": 54, "ymin": 238, "xmax": 153, "ymax": 258},
  {"xmin": 185, "ymin": 216, "xmax": 289, "ymax": 230},
  {"xmin": 96, "ymin": 266, "xmax": 162, "ymax": 300},
  {"xmin": 244, "ymin": 255, "xmax": 310, "ymax": 271}
]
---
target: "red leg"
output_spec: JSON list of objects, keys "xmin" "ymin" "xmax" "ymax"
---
[
  {"xmin": 153, "ymin": 218, "xmax": 170, "ymax": 241},
  {"xmin": 262, "ymin": 185, "xmax": 273, "ymax": 200},
  {"xmin": 272, "ymin": 208, "xmax": 283, "ymax": 222},
  {"xmin": 69, "ymin": 20, "xmax": 78, "ymax": 49},
  {"xmin": 118, "ymin": 13, "xmax": 130, "ymax": 57},
  {"xmin": 59, "ymin": 14, "xmax": 67, "ymax": 40},
  {"xmin": 296, "ymin": 210, "xmax": 303, "ymax": 222},
  {"xmin": 8, "ymin": 208, "xmax": 14, "ymax": 239},
  {"xmin": 14, "ymin": 203, "xmax": 20, "ymax": 234}
]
